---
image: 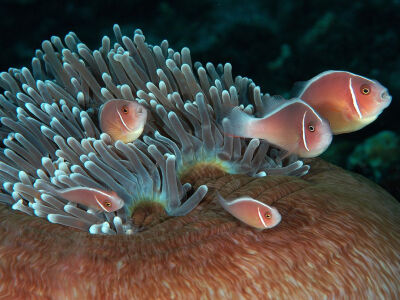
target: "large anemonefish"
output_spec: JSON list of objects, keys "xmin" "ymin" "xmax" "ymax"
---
[
  {"xmin": 295, "ymin": 71, "xmax": 392, "ymax": 134},
  {"xmin": 223, "ymin": 97, "xmax": 332, "ymax": 158},
  {"xmin": 99, "ymin": 99, "xmax": 147, "ymax": 143},
  {"xmin": 217, "ymin": 192, "xmax": 281, "ymax": 229}
]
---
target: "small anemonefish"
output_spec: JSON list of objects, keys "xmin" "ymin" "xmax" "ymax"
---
[
  {"xmin": 54, "ymin": 187, "xmax": 124, "ymax": 212},
  {"xmin": 217, "ymin": 192, "xmax": 281, "ymax": 229},
  {"xmin": 223, "ymin": 97, "xmax": 332, "ymax": 158},
  {"xmin": 295, "ymin": 71, "xmax": 392, "ymax": 134},
  {"xmin": 99, "ymin": 99, "xmax": 147, "ymax": 143}
]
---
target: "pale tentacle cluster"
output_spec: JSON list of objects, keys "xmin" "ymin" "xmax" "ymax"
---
[{"xmin": 0, "ymin": 25, "xmax": 308, "ymax": 234}]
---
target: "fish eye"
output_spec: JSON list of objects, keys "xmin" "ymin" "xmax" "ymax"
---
[
  {"xmin": 360, "ymin": 84, "xmax": 370, "ymax": 95},
  {"xmin": 265, "ymin": 212, "xmax": 272, "ymax": 219},
  {"xmin": 122, "ymin": 105, "xmax": 129, "ymax": 114},
  {"xmin": 105, "ymin": 201, "xmax": 112, "ymax": 207},
  {"xmin": 308, "ymin": 124, "xmax": 315, "ymax": 132}
]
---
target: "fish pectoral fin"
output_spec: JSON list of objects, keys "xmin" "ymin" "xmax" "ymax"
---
[{"xmin": 277, "ymin": 139, "xmax": 299, "ymax": 160}]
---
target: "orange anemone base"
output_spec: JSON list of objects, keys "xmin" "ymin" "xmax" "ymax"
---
[{"xmin": 0, "ymin": 158, "xmax": 399, "ymax": 299}]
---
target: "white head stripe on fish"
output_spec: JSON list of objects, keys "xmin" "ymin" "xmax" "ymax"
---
[
  {"xmin": 116, "ymin": 106, "xmax": 133, "ymax": 131},
  {"xmin": 293, "ymin": 99, "xmax": 323, "ymax": 124},
  {"xmin": 257, "ymin": 207, "xmax": 268, "ymax": 228},
  {"xmin": 349, "ymin": 77, "xmax": 363, "ymax": 119},
  {"xmin": 94, "ymin": 194, "xmax": 108, "ymax": 210},
  {"xmin": 301, "ymin": 111, "xmax": 310, "ymax": 152},
  {"xmin": 300, "ymin": 101, "xmax": 323, "ymax": 124}
]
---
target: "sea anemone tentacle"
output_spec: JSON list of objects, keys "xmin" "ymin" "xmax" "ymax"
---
[
  {"xmin": 5, "ymin": 124, "xmax": 211, "ymax": 235},
  {"xmin": 0, "ymin": 25, "xmax": 311, "ymax": 234}
]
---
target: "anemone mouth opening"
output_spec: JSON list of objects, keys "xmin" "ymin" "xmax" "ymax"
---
[
  {"xmin": 179, "ymin": 161, "xmax": 228, "ymax": 184},
  {"xmin": 130, "ymin": 200, "xmax": 168, "ymax": 230}
]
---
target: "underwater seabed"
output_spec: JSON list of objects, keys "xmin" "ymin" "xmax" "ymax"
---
[
  {"xmin": 0, "ymin": 159, "xmax": 399, "ymax": 298},
  {"xmin": 0, "ymin": 25, "xmax": 398, "ymax": 298}
]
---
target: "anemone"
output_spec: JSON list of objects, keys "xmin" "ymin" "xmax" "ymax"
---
[{"xmin": 0, "ymin": 25, "xmax": 308, "ymax": 235}]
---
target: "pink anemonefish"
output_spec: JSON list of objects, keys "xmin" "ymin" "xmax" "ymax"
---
[
  {"xmin": 99, "ymin": 99, "xmax": 147, "ymax": 143},
  {"xmin": 217, "ymin": 192, "xmax": 281, "ymax": 229},
  {"xmin": 54, "ymin": 187, "xmax": 125, "ymax": 212},
  {"xmin": 223, "ymin": 97, "xmax": 332, "ymax": 158},
  {"xmin": 295, "ymin": 71, "xmax": 392, "ymax": 134}
]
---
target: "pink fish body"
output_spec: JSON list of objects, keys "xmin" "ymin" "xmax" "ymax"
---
[
  {"xmin": 224, "ymin": 98, "xmax": 332, "ymax": 158},
  {"xmin": 99, "ymin": 99, "xmax": 147, "ymax": 143},
  {"xmin": 296, "ymin": 71, "xmax": 391, "ymax": 134},
  {"xmin": 217, "ymin": 193, "xmax": 281, "ymax": 229},
  {"xmin": 55, "ymin": 187, "xmax": 125, "ymax": 212}
]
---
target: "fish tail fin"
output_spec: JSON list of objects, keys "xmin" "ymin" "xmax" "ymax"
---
[
  {"xmin": 216, "ymin": 192, "xmax": 230, "ymax": 212},
  {"xmin": 222, "ymin": 106, "xmax": 253, "ymax": 138}
]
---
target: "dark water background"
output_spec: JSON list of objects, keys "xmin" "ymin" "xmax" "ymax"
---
[{"xmin": 1, "ymin": 0, "xmax": 399, "ymax": 199}]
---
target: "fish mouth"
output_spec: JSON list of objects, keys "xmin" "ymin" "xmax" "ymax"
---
[{"xmin": 380, "ymin": 90, "xmax": 392, "ymax": 103}]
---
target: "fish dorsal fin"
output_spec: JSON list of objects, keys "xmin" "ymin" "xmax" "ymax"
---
[
  {"xmin": 261, "ymin": 96, "xmax": 303, "ymax": 118},
  {"xmin": 291, "ymin": 81, "xmax": 308, "ymax": 98},
  {"xmin": 292, "ymin": 71, "xmax": 340, "ymax": 98},
  {"xmin": 260, "ymin": 94, "xmax": 287, "ymax": 115}
]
